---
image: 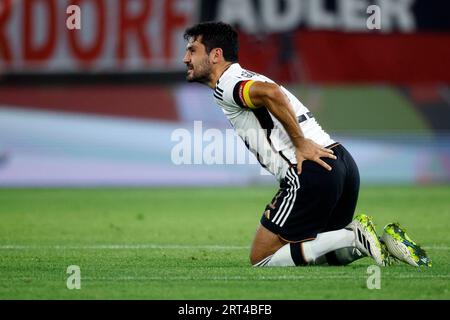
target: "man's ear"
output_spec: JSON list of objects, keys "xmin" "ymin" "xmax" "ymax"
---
[{"xmin": 210, "ymin": 48, "xmax": 224, "ymax": 64}]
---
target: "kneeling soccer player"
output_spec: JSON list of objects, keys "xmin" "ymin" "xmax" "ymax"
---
[{"xmin": 182, "ymin": 21, "xmax": 431, "ymax": 268}]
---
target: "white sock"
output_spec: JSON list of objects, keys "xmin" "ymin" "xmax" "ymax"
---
[
  {"xmin": 302, "ymin": 229, "xmax": 355, "ymax": 264},
  {"xmin": 313, "ymin": 247, "xmax": 365, "ymax": 266},
  {"xmin": 253, "ymin": 244, "xmax": 296, "ymax": 267},
  {"xmin": 253, "ymin": 229, "xmax": 355, "ymax": 267}
]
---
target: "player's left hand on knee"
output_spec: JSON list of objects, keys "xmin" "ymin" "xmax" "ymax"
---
[{"xmin": 295, "ymin": 139, "xmax": 337, "ymax": 174}]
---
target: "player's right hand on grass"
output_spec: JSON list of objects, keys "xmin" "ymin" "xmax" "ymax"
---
[{"xmin": 294, "ymin": 138, "xmax": 336, "ymax": 175}]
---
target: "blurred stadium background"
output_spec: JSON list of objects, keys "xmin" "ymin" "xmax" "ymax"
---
[
  {"xmin": 1, "ymin": 0, "xmax": 450, "ymax": 301},
  {"xmin": 0, "ymin": 0, "xmax": 449, "ymax": 187}
]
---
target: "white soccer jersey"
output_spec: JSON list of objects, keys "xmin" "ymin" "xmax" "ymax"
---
[{"xmin": 213, "ymin": 63, "xmax": 334, "ymax": 181}]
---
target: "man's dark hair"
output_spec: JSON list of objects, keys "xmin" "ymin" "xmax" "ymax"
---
[{"xmin": 183, "ymin": 21, "xmax": 238, "ymax": 63}]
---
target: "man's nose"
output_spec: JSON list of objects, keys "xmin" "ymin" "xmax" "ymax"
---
[{"xmin": 183, "ymin": 52, "xmax": 190, "ymax": 64}]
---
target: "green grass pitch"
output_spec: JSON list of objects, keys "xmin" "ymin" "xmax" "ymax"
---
[{"xmin": 0, "ymin": 186, "xmax": 449, "ymax": 299}]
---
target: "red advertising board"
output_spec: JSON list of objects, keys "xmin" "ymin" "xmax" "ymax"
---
[
  {"xmin": 202, "ymin": 0, "xmax": 450, "ymax": 84},
  {"xmin": 0, "ymin": 0, "xmax": 198, "ymax": 72}
]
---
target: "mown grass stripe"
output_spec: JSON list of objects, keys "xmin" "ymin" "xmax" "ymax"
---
[{"xmin": 0, "ymin": 244, "xmax": 447, "ymax": 250}]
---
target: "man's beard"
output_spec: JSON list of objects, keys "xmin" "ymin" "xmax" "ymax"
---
[
  {"xmin": 187, "ymin": 73, "xmax": 211, "ymax": 84},
  {"xmin": 186, "ymin": 60, "xmax": 212, "ymax": 84}
]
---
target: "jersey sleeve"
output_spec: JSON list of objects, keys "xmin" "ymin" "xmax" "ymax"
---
[
  {"xmin": 232, "ymin": 80, "xmax": 257, "ymax": 109},
  {"xmin": 215, "ymin": 78, "xmax": 257, "ymax": 109}
]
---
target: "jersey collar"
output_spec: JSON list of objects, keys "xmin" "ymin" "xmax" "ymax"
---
[{"xmin": 216, "ymin": 63, "xmax": 240, "ymax": 88}]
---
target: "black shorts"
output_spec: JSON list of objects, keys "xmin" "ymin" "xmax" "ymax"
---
[{"xmin": 260, "ymin": 143, "xmax": 360, "ymax": 242}]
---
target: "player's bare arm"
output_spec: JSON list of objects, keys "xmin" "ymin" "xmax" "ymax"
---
[{"xmin": 248, "ymin": 81, "xmax": 336, "ymax": 174}]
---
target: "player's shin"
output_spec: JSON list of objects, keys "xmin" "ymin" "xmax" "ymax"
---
[
  {"xmin": 301, "ymin": 229, "xmax": 355, "ymax": 264},
  {"xmin": 253, "ymin": 243, "xmax": 305, "ymax": 267},
  {"xmin": 253, "ymin": 229, "xmax": 356, "ymax": 267},
  {"xmin": 312, "ymin": 247, "xmax": 365, "ymax": 266}
]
